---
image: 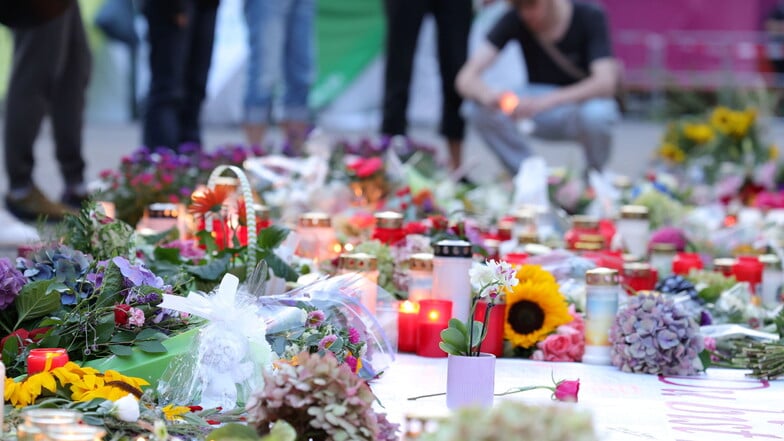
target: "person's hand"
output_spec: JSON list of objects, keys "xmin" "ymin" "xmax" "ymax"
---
[
  {"xmin": 512, "ymin": 95, "xmax": 554, "ymax": 119},
  {"xmin": 478, "ymin": 90, "xmax": 505, "ymax": 109}
]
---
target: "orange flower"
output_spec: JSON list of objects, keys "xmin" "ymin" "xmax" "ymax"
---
[{"xmin": 189, "ymin": 186, "xmax": 231, "ymax": 217}]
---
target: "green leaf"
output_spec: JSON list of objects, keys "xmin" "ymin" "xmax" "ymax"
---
[
  {"xmin": 109, "ymin": 344, "xmax": 134, "ymax": 357},
  {"xmin": 440, "ymin": 327, "xmax": 467, "ymax": 350},
  {"xmin": 139, "ymin": 227, "xmax": 178, "ymax": 246},
  {"xmin": 98, "ymin": 261, "xmax": 125, "ymax": 308},
  {"xmin": 15, "ymin": 279, "xmax": 60, "ymax": 323},
  {"xmin": 258, "ymin": 225, "xmax": 290, "ymax": 250},
  {"xmin": 448, "ymin": 318, "xmax": 468, "ymax": 337},
  {"xmin": 136, "ymin": 340, "xmax": 167, "ymax": 354},
  {"xmin": 469, "ymin": 320, "xmax": 484, "ymax": 349},
  {"xmin": 698, "ymin": 349, "xmax": 712, "ymax": 370},
  {"xmin": 207, "ymin": 423, "xmax": 260, "ymax": 441},
  {"xmin": 2, "ymin": 336, "xmax": 18, "ymax": 366},
  {"xmin": 185, "ymin": 254, "xmax": 231, "ymax": 281},
  {"xmin": 153, "ymin": 246, "xmax": 183, "ymax": 264},
  {"xmin": 111, "ymin": 331, "xmax": 136, "ymax": 343},
  {"xmin": 263, "ymin": 253, "xmax": 298, "ymax": 282},
  {"xmin": 438, "ymin": 342, "xmax": 462, "ymax": 356},
  {"xmin": 196, "ymin": 230, "xmax": 218, "ymax": 255},
  {"xmin": 95, "ymin": 319, "xmax": 116, "ymax": 344},
  {"xmin": 136, "ymin": 328, "xmax": 167, "ymax": 341}
]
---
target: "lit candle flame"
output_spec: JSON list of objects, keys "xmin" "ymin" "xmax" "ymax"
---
[
  {"xmin": 399, "ymin": 300, "xmax": 419, "ymax": 314},
  {"xmin": 428, "ymin": 310, "xmax": 440, "ymax": 321},
  {"xmin": 332, "ymin": 243, "xmax": 343, "ymax": 253},
  {"xmin": 499, "ymin": 92, "xmax": 519, "ymax": 115},
  {"xmin": 343, "ymin": 243, "xmax": 355, "ymax": 252}
]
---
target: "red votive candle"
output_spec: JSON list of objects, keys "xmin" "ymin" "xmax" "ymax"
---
[
  {"xmin": 672, "ymin": 252, "xmax": 703, "ymax": 275},
  {"xmin": 416, "ymin": 299, "xmax": 452, "ymax": 358},
  {"xmin": 27, "ymin": 348, "xmax": 69, "ymax": 375},
  {"xmin": 733, "ymin": 256, "xmax": 763, "ymax": 294},
  {"xmin": 398, "ymin": 300, "xmax": 420, "ymax": 353},
  {"xmin": 473, "ymin": 301, "xmax": 506, "ymax": 357},
  {"xmin": 503, "ymin": 252, "xmax": 529, "ymax": 267}
]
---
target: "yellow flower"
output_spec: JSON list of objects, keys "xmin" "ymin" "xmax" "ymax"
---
[
  {"xmin": 710, "ymin": 106, "xmax": 734, "ymax": 134},
  {"xmin": 682, "ymin": 123, "xmax": 714, "ymax": 144},
  {"xmin": 162, "ymin": 404, "xmax": 191, "ymax": 421},
  {"xmin": 658, "ymin": 143, "xmax": 686, "ymax": 164},
  {"xmin": 770, "ymin": 145, "xmax": 779, "ymax": 160},
  {"xmin": 514, "ymin": 264, "xmax": 557, "ymax": 286},
  {"xmin": 504, "ymin": 268, "xmax": 572, "ymax": 349}
]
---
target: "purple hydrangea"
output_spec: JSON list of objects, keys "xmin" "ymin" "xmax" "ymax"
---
[
  {"xmin": 112, "ymin": 256, "xmax": 165, "ymax": 289},
  {"xmin": 610, "ymin": 293, "xmax": 704, "ymax": 376},
  {"xmin": 0, "ymin": 258, "xmax": 26, "ymax": 310}
]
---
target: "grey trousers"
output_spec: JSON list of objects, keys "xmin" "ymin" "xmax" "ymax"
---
[
  {"xmin": 465, "ymin": 84, "xmax": 619, "ymax": 174},
  {"xmin": 3, "ymin": 2, "xmax": 90, "ymax": 192}
]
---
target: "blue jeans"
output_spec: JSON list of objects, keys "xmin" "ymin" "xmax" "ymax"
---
[
  {"xmin": 466, "ymin": 84, "xmax": 620, "ymax": 173},
  {"xmin": 244, "ymin": 0, "xmax": 315, "ymax": 124}
]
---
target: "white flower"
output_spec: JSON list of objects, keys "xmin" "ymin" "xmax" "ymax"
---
[
  {"xmin": 469, "ymin": 263, "xmax": 496, "ymax": 297},
  {"xmin": 112, "ymin": 394, "xmax": 140, "ymax": 422},
  {"xmin": 153, "ymin": 420, "xmax": 169, "ymax": 441}
]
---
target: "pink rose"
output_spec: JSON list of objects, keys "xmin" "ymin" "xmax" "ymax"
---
[
  {"xmin": 539, "ymin": 334, "xmax": 574, "ymax": 362},
  {"xmin": 554, "ymin": 379, "xmax": 580, "ymax": 402},
  {"xmin": 128, "ymin": 307, "xmax": 145, "ymax": 327}
]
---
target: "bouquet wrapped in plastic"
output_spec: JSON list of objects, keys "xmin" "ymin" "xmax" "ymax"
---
[{"xmin": 156, "ymin": 270, "xmax": 395, "ymax": 410}]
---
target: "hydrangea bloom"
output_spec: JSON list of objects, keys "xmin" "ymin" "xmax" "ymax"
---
[
  {"xmin": 0, "ymin": 258, "xmax": 26, "ymax": 310},
  {"xmin": 610, "ymin": 293, "xmax": 704, "ymax": 376}
]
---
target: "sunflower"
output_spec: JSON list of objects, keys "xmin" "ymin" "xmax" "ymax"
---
[
  {"xmin": 162, "ymin": 404, "xmax": 191, "ymax": 421},
  {"xmin": 710, "ymin": 106, "xmax": 733, "ymax": 134},
  {"xmin": 682, "ymin": 123, "xmax": 714, "ymax": 144},
  {"xmin": 504, "ymin": 266, "xmax": 572, "ymax": 349},
  {"xmin": 189, "ymin": 185, "xmax": 232, "ymax": 217}
]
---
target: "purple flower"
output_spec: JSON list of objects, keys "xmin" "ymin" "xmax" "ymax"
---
[
  {"xmin": 161, "ymin": 239, "xmax": 205, "ymax": 262},
  {"xmin": 348, "ymin": 327, "xmax": 361, "ymax": 345},
  {"xmin": 307, "ymin": 310, "xmax": 325, "ymax": 327},
  {"xmin": 318, "ymin": 335, "xmax": 338, "ymax": 350},
  {"xmin": 0, "ymin": 258, "xmax": 26, "ymax": 310},
  {"xmin": 112, "ymin": 257, "xmax": 165, "ymax": 289}
]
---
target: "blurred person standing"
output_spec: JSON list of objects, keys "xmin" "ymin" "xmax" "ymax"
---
[
  {"xmin": 381, "ymin": 0, "xmax": 473, "ymax": 172},
  {"xmin": 141, "ymin": 0, "xmax": 219, "ymax": 151},
  {"xmin": 456, "ymin": 0, "xmax": 620, "ymax": 175},
  {"xmin": 765, "ymin": 1, "xmax": 784, "ymax": 86},
  {"xmin": 2, "ymin": 0, "xmax": 90, "ymax": 221},
  {"xmin": 243, "ymin": 0, "xmax": 315, "ymax": 154}
]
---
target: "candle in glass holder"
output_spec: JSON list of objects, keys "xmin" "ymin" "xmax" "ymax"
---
[
  {"xmin": 27, "ymin": 348, "xmax": 69, "ymax": 375},
  {"xmin": 372, "ymin": 211, "xmax": 405, "ymax": 245},
  {"xmin": 473, "ymin": 301, "xmax": 506, "ymax": 357},
  {"xmin": 398, "ymin": 300, "xmax": 420, "ymax": 353},
  {"xmin": 616, "ymin": 205, "xmax": 650, "ymax": 258},
  {"xmin": 583, "ymin": 268, "xmax": 620, "ymax": 365},
  {"xmin": 44, "ymin": 424, "xmax": 106, "ymax": 441},
  {"xmin": 672, "ymin": 252, "xmax": 703, "ymax": 276},
  {"xmin": 622, "ymin": 262, "xmax": 657, "ymax": 294},
  {"xmin": 137, "ymin": 202, "xmax": 181, "ymax": 235},
  {"xmin": 338, "ymin": 253, "xmax": 379, "ymax": 314},
  {"xmin": 18, "ymin": 409, "xmax": 82, "ymax": 441},
  {"xmin": 432, "ymin": 240, "xmax": 472, "ymax": 322},
  {"xmin": 416, "ymin": 299, "xmax": 452, "ymax": 358},
  {"xmin": 297, "ymin": 212, "xmax": 339, "ymax": 263},
  {"xmin": 407, "ymin": 253, "xmax": 433, "ymax": 302},
  {"xmin": 650, "ymin": 243, "xmax": 677, "ymax": 277},
  {"xmin": 713, "ymin": 258, "xmax": 736, "ymax": 277}
]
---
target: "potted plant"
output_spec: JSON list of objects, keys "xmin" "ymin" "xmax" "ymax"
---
[{"xmin": 438, "ymin": 259, "xmax": 517, "ymax": 409}]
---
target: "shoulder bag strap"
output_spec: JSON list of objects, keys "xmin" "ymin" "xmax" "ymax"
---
[{"xmin": 534, "ymin": 35, "xmax": 589, "ymax": 81}]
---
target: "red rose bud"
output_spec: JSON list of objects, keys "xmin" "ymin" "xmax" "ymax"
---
[
  {"xmin": 115, "ymin": 304, "xmax": 131, "ymax": 325},
  {"xmin": 554, "ymin": 379, "xmax": 580, "ymax": 402}
]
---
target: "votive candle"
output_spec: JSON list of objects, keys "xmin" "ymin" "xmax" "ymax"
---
[
  {"xmin": 473, "ymin": 301, "xmax": 506, "ymax": 357},
  {"xmin": 398, "ymin": 301, "xmax": 420, "ymax": 353},
  {"xmin": 27, "ymin": 348, "xmax": 69, "ymax": 375},
  {"xmin": 416, "ymin": 299, "xmax": 452, "ymax": 358}
]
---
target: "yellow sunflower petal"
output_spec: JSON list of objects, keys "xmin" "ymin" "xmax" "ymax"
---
[{"xmin": 504, "ymin": 268, "xmax": 573, "ymax": 349}]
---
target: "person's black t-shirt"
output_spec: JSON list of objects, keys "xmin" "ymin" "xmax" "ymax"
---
[{"xmin": 486, "ymin": 1, "xmax": 612, "ymax": 86}]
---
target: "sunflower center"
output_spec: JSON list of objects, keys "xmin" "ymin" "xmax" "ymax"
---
[{"xmin": 508, "ymin": 300, "xmax": 545, "ymax": 335}]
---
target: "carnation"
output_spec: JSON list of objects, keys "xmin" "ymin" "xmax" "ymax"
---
[
  {"xmin": 609, "ymin": 293, "xmax": 704, "ymax": 376},
  {"xmin": 0, "ymin": 257, "xmax": 26, "ymax": 310},
  {"xmin": 247, "ymin": 351, "xmax": 395, "ymax": 441}
]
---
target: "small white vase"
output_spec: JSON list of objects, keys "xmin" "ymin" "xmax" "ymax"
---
[{"xmin": 446, "ymin": 353, "xmax": 496, "ymax": 410}]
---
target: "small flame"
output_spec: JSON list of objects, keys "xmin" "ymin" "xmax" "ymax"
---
[
  {"xmin": 499, "ymin": 92, "xmax": 519, "ymax": 115},
  {"xmin": 343, "ymin": 243, "xmax": 355, "ymax": 252},
  {"xmin": 399, "ymin": 300, "xmax": 419, "ymax": 314},
  {"xmin": 428, "ymin": 310, "xmax": 440, "ymax": 321},
  {"xmin": 332, "ymin": 243, "xmax": 343, "ymax": 253}
]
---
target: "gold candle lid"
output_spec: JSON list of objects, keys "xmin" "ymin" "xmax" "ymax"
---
[
  {"xmin": 253, "ymin": 204, "xmax": 270, "ymax": 221},
  {"xmin": 512, "ymin": 209, "xmax": 536, "ymax": 225},
  {"xmin": 580, "ymin": 234, "xmax": 605, "ymax": 244},
  {"xmin": 571, "ymin": 215, "xmax": 599, "ymax": 229},
  {"xmin": 299, "ymin": 212, "xmax": 331, "ymax": 228},
  {"xmin": 147, "ymin": 202, "xmax": 179, "ymax": 219},
  {"xmin": 623, "ymin": 262, "xmax": 653, "ymax": 277},
  {"xmin": 575, "ymin": 242, "xmax": 603, "ymax": 251},
  {"xmin": 213, "ymin": 176, "xmax": 240, "ymax": 192},
  {"xmin": 759, "ymin": 254, "xmax": 781, "ymax": 269},
  {"xmin": 623, "ymin": 253, "xmax": 643, "ymax": 263},
  {"xmin": 651, "ymin": 243, "xmax": 677, "ymax": 253},
  {"xmin": 713, "ymin": 258, "xmax": 736, "ymax": 273},
  {"xmin": 374, "ymin": 211, "xmax": 404, "ymax": 229},
  {"xmin": 586, "ymin": 267, "xmax": 620, "ymax": 286},
  {"xmin": 517, "ymin": 232, "xmax": 540, "ymax": 244},
  {"xmin": 338, "ymin": 253, "xmax": 378, "ymax": 271},
  {"xmin": 409, "ymin": 253, "xmax": 434, "ymax": 271},
  {"xmin": 620, "ymin": 205, "xmax": 649, "ymax": 220},
  {"xmin": 613, "ymin": 175, "xmax": 633, "ymax": 190}
]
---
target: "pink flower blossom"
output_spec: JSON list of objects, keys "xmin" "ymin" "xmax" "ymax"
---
[
  {"xmin": 649, "ymin": 227, "xmax": 688, "ymax": 252},
  {"xmin": 319, "ymin": 335, "xmax": 337, "ymax": 350},
  {"xmin": 348, "ymin": 327, "xmax": 361, "ymax": 344},
  {"xmin": 537, "ymin": 305, "xmax": 585, "ymax": 362},
  {"xmin": 128, "ymin": 307, "xmax": 145, "ymax": 327},
  {"xmin": 554, "ymin": 379, "xmax": 580, "ymax": 402}
]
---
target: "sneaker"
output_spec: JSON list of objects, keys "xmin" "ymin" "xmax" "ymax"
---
[
  {"xmin": 0, "ymin": 210, "xmax": 40, "ymax": 247},
  {"xmin": 6, "ymin": 187, "xmax": 75, "ymax": 222}
]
